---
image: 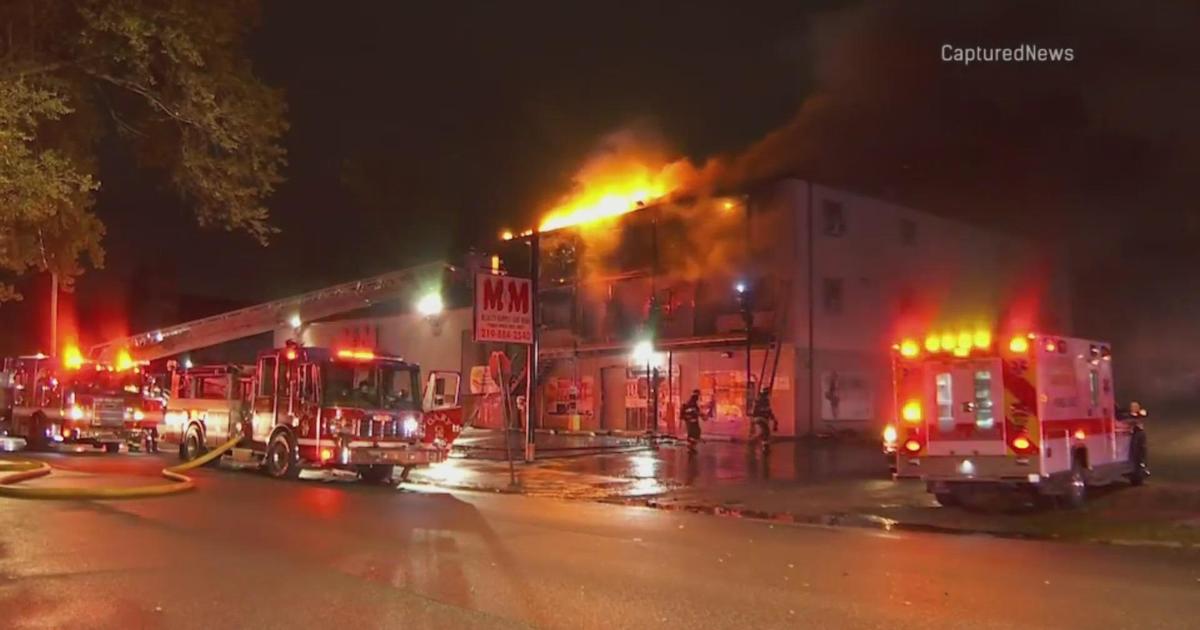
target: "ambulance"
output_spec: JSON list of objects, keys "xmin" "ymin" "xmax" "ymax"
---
[{"xmin": 887, "ymin": 330, "xmax": 1148, "ymax": 507}]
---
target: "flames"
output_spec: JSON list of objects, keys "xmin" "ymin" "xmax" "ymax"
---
[
  {"xmin": 538, "ymin": 164, "xmax": 680, "ymax": 232},
  {"xmin": 535, "ymin": 127, "xmax": 707, "ymax": 234}
]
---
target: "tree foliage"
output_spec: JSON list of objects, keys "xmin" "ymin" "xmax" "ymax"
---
[{"xmin": 0, "ymin": 0, "xmax": 287, "ymax": 299}]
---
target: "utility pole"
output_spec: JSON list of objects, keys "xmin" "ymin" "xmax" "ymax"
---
[
  {"xmin": 49, "ymin": 271, "xmax": 58, "ymax": 355},
  {"xmin": 648, "ymin": 211, "xmax": 659, "ymax": 441},
  {"xmin": 807, "ymin": 182, "xmax": 816, "ymax": 437},
  {"xmin": 526, "ymin": 230, "xmax": 540, "ymax": 463}
]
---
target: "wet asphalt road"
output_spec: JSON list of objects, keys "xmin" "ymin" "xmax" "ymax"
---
[{"xmin": 1, "ymin": 452, "xmax": 1198, "ymax": 629}]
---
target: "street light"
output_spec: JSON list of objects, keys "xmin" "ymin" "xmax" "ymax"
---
[
  {"xmin": 632, "ymin": 339, "xmax": 655, "ymax": 365},
  {"xmin": 288, "ymin": 314, "xmax": 302, "ymax": 329},
  {"xmin": 631, "ymin": 339, "xmax": 663, "ymax": 439},
  {"xmin": 735, "ymin": 281, "xmax": 754, "ymax": 414},
  {"xmin": 416, "ymin": 291, "xmax": 444, "ymax": 316}
]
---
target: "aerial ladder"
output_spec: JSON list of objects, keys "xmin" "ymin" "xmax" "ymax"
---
[{"xmin": 89, "ymin": 261, "xmax": 456, "ymax": 363}]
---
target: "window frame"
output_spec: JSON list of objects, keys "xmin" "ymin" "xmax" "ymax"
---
[
  {"xmin": 822, "ymin": 277, "xmax": 844, "ymax": 315},
  {"xmin": 822, "ymin": 200, "xmax": 846, "ymax": 237}
]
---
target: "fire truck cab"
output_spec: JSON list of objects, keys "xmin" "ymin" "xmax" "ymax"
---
[
  {"xmin": 888, "ymin": 331, "xmax": 1148, "ymax": 507},
  {"xmin": 3, "ymin": 353, "xmax": 166, "ymax": 453},
  {"xmin": 165, "ymin": 344, "xmax": 463, "ymax": 483},
  {"xmin": 159, "ymin": 363, "xmax": 255, "ymax": 460}
]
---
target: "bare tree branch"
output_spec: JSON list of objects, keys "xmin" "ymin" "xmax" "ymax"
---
[{"xmin": 79, "ymin": 68, "xmax": 199, "ymax": 128}]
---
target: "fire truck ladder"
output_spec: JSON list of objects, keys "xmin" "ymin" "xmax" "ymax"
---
[{"xmin": 90, "ymin": 261, "xmax": 453, "ymax": 363}]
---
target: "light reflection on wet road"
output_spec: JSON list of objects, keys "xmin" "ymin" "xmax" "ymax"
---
[{"xmin": 0, "ymin": 450, "xmax": 1197, "ymax": 629}]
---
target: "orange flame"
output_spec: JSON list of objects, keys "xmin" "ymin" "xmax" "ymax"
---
[
  {"xmin": 62, "ymin": 344, "xmax": 84, "ymax": 370},
  {"xmin": 114, "ymin": 349, "xmax": 135, "ymax": 372},
  {"xmin": 537, "ymin": 128, "xmax": 704, "ymax": 233}
]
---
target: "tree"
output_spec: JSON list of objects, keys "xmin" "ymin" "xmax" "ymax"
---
[{"xmin": 0, "ymin": 0, "xmax": 287, "ymax": 300}]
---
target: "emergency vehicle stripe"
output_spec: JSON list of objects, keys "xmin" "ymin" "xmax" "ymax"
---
[
  {"xmin": 1041, "ymin": 418, "xmax": 1109, "ymax": 433},
  {"xmin": 1001, "ymin": 358, "xmax": 1039, "ymax": 453}
]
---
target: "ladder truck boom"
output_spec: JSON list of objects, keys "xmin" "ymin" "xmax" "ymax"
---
[{"xmin": 90, "ymin": 262, "xmax": 454, "ymax": 363}]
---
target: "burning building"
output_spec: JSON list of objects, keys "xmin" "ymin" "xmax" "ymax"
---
[
  {"xmin": 525, "ymin": 177, "xmax": 1070, "ymax": 438},
  {"xmin": 275, "ymin": 175, "xmax": 1069, "ymax": 440}
]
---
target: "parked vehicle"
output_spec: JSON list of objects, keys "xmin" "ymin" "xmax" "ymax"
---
[
  {"xmin": 887, "ymin": 331, "xmax": 1146, "ymax": 507},
  {"xmin": 160, "ymin": 343, "xmax": 463, "ymax": 483},
  {"xmin": 3, "ymin": 351, "xmax": 165, "ymax": 453}
]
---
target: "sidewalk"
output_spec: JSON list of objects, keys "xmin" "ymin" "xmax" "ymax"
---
[{"xmin": 413, "ymin": 420, "xmax": 1200, "ymax": 547}]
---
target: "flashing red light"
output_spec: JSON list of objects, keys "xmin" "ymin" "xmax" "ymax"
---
[
  {"xmin": 62, "ymin": 427, "xmax": 72, "ymax": 438},
  {"xmin": 1008, "ymin": 335, "xmax": 1029, "ymax": 353},
  {"xmin": 903, "ymin": 439, "xmax": 922, "ymax": 453},
  {"xmin": 901, "ymin": 400, "xmax": 922, "ymax": 424},
  {"xmin": 1011, "ymin": 435, "xmax": 1033, "ymax": 452},
  {"xmin": 336, "ymin": 349, "xmax": 375, "ymax": 360},
  {"xmin": 1073, "ymin": 429, "xmax": 1086, "ymax": 440},
  {"xmin": 285, "ymin": 349, "xmax": 298, "ymax": 361},
  {"xmin": 898, "ymin": 339, "xmax": 919, "ymax": 358},
  {"xmin": 320, "ymin": 448, "xmax": 334, "ymax": 462},
  {"xmin": 1043, "ymin": 340, "xmax": 1057, "ymax": 353}
]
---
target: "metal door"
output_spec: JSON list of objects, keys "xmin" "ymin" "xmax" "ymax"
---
[{"xmin": 600, "ymin": 366, "xmax": 625, "ymax": 431}]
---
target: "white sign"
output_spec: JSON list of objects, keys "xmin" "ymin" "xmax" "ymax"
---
[{"xmin": 474, "ymin": 274, "xmax": 533, "ymax": 344}]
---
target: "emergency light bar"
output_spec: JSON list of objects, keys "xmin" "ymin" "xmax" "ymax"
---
[{"xmin": 894, "ymin": 329, "xmax": 1033, "ymax": 360}]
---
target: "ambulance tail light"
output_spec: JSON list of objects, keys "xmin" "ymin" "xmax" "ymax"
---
[
  {"xmin": 901, "ymin": 400, "xmax": 922, "ymax": 424},
  {"xmin": 903, "ymin": 438, "xmax": 923, "ymax": 454},
  {"xmin": 1010, "ymin": 433, "xmax": 1036, "ymax": 455}
]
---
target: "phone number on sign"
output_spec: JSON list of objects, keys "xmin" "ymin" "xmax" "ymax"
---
[{"xmin": 478, "ymin": 327, "xmax": 531, "ymax": 342}]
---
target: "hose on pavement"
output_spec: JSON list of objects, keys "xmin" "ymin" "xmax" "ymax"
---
[{"xmin": 0, "ymin": 435, "xmax": 243, "ymax": 500}]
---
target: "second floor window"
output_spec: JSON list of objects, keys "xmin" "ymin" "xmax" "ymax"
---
[
  {"xmin": 822, "ymin": 277, "xmax": 844, "ymax": 314},
  {"xmin": 823, "ymin": 200, "xmax": 846, "ymax": 237}
]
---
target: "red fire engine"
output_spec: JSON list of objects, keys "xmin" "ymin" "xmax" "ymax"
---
[
  {"xmin": 2, "ymin": 350, "xmax": 165, "ymax": 453},
  {"xmin": 159, "ymin": 344, "xmax": 462, "ymax": 483},
  {"xmin": 887, "ymin": 330, "xmax": 1148, "ymax": 507}
]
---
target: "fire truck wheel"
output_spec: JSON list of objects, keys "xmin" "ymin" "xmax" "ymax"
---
[
  {"xmin": 264, "ymin": 431, "xmax": 301, "ymax": 480},
  {"xmin": 180, "ymin": 425, "xmax": 205, "ymax": 462},
  {"xmin": 357, "ymin": 465, "xmax": 395, "ymax": 485},
  {"xmin": 104, "ymin": 443, "xmax": 120, "ymax": 454}
]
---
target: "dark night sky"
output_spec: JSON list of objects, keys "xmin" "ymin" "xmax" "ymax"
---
[
  {"xmin": 90, "ymin": 0, "xmax": 837, "ymax": 303},
  {"xmin": 32, "ymin": 0, "xmax": 1200, "ymax": 391}
]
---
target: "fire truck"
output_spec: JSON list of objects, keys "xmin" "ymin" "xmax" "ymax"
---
[
  {"xmin": 2, "ymin": 351, "xmax": 165, "ymax": 453},
  {"xmin": 159, "ymin": 345, "xmax": 461, "ymax": 482},
  {"xmin": 888, "ymin": 330, "xmax": 1148, "ymax": 507}
]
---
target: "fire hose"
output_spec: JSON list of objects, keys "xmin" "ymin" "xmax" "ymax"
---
[{"xmin": 0, "ymin": 435, "xmax": 243, "ymax": 500}]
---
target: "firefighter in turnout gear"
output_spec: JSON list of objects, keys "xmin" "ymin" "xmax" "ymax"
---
[
  {"xmin": 749, "ymin": 389, "xmax": 776, "ymax": 451},
  {"xmin": 682, "ymin": 389, "xmax": 702, "ymax": 453}
]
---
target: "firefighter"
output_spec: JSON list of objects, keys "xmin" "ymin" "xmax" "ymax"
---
[
  {"xmin": 681, "ymin": 389, "xmax": 702, "ymax": 453},
  {"xmin": 355, "ymin": 379, "xmax": 377, "ymax": 407},
  {"xmin": 749, "ymin": 389, "xmax": 776, "ymax": 451}
]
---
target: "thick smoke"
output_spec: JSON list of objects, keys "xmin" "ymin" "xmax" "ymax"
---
[{"xmin": 548, "ymin": 0, "xmax": 1200, "ymax": 402}]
